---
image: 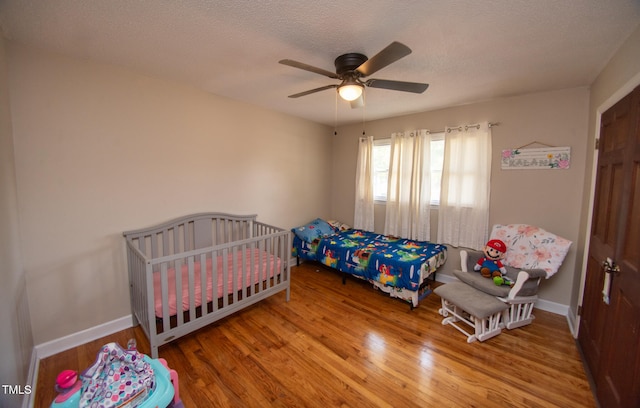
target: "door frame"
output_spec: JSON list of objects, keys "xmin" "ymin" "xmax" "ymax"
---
[{"xmin": 575, "ymin": 71, "xmax": 640, "ymax": 337}]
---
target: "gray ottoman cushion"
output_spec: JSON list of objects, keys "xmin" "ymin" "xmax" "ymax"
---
[
  {"xmin": 461, "ymin": 250, "xmax": 545, "ymax": 297},
  {"xmin": 453, "ymin": 270, "xmax": 511, "ymax": 297},
  {"xmin": 453, "ymin": 268, "xmax": 541, "ymax": 297},
  {"xmin": 434, "ymin": 282, "xmax": 508, "ymax": 319}
]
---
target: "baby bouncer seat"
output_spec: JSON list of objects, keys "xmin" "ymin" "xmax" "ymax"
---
[
  {"xmin": 50, "ymin": 340, "xmax": 183, "ymax": 408},
  {"xmin": 434, "ymin": 224, "xmax": 572, "ymax": 342}
]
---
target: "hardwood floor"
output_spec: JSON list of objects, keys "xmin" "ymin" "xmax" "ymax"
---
[{"xmin": 35, "ymin": 263, "xmax": 596, "ymax": 407}]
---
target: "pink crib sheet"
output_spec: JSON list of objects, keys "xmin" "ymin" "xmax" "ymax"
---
[{"xmin": 153, "ymin": 248, "xmax": 281, "ymax": 317}]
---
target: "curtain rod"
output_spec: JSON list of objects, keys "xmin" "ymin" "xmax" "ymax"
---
[
  {"xmin": 361, "ymin": 122, "xmax": 501, "ymax": 141},
  {"xmin": 440, "ymin": 121, "xmax": 500, "ymax": 133},
  {"xmin": 426, "ymin": 122, "xmax": 499, "ymax": 134}
]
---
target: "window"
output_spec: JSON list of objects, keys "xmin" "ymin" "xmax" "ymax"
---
[
  {"xmin": 372, "ymin": 140, "xmax": 390, "ymax": 201},
  {"xmin": 429, "ymin": 133, "xmax": 445, "ymax": 204},
  {"xmin": 372, "ymin": 133, "xmax": 445, "ymax": 204}
]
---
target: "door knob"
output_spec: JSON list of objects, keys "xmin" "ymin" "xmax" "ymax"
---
[{"xmin": 602, "ymin": 258, "xmax": 621, "ymax": 275}]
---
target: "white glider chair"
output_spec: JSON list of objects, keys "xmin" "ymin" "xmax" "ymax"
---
[{"xmin": 435, "ymin": 224, "xmax": 571, "ymax": 342}]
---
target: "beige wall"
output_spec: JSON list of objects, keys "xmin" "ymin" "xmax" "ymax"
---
[
  {"xmin": 0, "ymin": 35, "xmax": 33, "ymax": 407},
  {"xmin": 7, "ymin": 43, "xmax": 333, "ymax": 345},
  {"xmin": 331, "ymin": 87, "xmax": 590, "ymax": 308},
  {"xmin": 6, "ymin": 23, "xmax": 639, "ymax": 349}
]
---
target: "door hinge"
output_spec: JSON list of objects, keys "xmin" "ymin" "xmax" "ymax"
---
[
  {"xmin": 577, "ymin": 305, "xmax": 582, "ymax": 316},
  {"xmin": 595, "ymin": 138, "xmax": 600, "ymax": 150}
]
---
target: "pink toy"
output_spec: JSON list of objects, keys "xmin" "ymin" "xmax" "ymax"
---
[
  {"xmin": 53, "ymin": 370, "xmax": 82, "ymax": 403},
  {"xmin": 51, "ymin": 340, "xmax": 183, "ymax": 408},
  {"xmin": 159, "ymin": 358, "xmax": 182, "ymax": 407},
  {"xmin": 56, "ymin": 370, "xmax": 77, "ymax": 389}
]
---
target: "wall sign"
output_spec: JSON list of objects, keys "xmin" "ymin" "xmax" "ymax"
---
[{"xmin": 501, "ymin": 146, "xmax": 571, "ymax": 170}]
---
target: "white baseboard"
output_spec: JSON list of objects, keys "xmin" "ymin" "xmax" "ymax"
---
[
  {"xmin": 26, "ymin": 315, "xmax": 134, "ymax": 408},
  {"xmin": 434, "ymin": 273, "xmax": 569, "ymax": 316},
  {"xmin": 22, "ymin": 348, "xmax": 39, "ymax": 408},
  {"xmin": 535, "ymin": 298, "xmax": 569, "ymax": 316},
  {"xmin": 289, "ymin": 257, "xmax": 298, "ymax": 268},
  {"xmin": 567, "ymin": 310, "xmax": 579, "ymax": 338},
  {"xmin": 35, "ymin": 315, "xmax": 134, "ymax": 360}
]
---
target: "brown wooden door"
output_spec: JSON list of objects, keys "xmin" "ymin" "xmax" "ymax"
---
[{"xmin": 578, "ymin": 85, "xmax": 640, "ymax": 407}]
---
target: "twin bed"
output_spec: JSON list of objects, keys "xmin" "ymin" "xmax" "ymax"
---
[
  {"xmin": 124, "ymin": 214, "xmax": 446, "ymax": 357},
  {"xmin": 292, "ymin": 218, "xmax": 448, "ymax": 308}
]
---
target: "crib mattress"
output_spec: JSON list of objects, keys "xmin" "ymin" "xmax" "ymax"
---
[{"xmin": 153, "ymin": 248, "xmax": 281, "ymax": 317}]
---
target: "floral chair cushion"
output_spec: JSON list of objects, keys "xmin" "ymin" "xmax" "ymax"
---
[{"xmin": 490, "ymin": 224, "xmax": 572, "ymax": 278}]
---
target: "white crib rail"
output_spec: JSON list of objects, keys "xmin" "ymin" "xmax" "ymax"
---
[{"xmin": 125, "ymin": 240, "xmax": 153, "ymax": 342}]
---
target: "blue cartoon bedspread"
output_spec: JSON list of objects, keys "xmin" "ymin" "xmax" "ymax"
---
[{"xmin": 294, "ymin": 229, "xmax": 447, "ymax": 292}]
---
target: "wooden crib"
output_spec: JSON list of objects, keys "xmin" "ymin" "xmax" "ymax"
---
[{"xmin": 124, "ymin": 212, "xmax": 291, "ymax": 358}]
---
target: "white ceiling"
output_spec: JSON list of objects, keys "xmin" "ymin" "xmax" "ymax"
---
[{"xmin": 1, "ymin": 1, "xmax": 639, "ymax": 126}]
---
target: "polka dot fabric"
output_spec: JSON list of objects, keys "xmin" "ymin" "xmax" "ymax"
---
[{"xmin": 79, "ymin": 342, "xmax": 155, "ymax": 407}]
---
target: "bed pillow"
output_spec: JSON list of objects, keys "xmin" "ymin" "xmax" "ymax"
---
[
  {"xmin": 293, "ymin": 218, "xmax": 336, "ymax": 243},
  {"xmin": 327, "ymin": 219, "xmax": 351, "ymax": 232}
]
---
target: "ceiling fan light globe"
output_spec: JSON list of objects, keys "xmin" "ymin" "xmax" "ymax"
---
[{"xmin": 338, "ymin": 84, "xmax": 363, "ymax": 101}]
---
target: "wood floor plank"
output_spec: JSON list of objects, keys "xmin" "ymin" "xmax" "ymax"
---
[{"xmin": 34, "ymin": 262, "xmax": 596, "ymax": 407}]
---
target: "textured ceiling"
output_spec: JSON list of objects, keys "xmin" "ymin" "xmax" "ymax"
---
[{"xmin": 1, "ymin": 0, "xmax": 639, "ymax": 126}]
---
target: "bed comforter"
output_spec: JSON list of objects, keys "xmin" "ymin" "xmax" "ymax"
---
[{"xmin": 294, "ymin": 229, "xmax": 447, "ymax": 292}]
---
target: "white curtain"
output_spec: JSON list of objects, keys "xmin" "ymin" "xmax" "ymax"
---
[
  {"xmin": 384, "ymin": 130, "xmax": 432, "ymax": 241},
  {"xmin": 353, "ymin": 135, "xmax": 375, "ymax": 231},
  {"xmin": 437, "ymin": 122, "xmax": 492, "ymax": 250}
]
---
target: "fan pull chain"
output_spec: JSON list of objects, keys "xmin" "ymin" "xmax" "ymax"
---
[
  {"xmin": 362, "ymin": 90, "xmax": 366, "ymax": 136},
  {"xmin": 334, "ymin": 90, "xmax": 338, "ymax": 135}
]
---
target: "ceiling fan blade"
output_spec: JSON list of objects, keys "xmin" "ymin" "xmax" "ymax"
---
[
  {"xmin": 365, "ymin": 79, "xmax": 429, "ymax": 94},
  {"xmin": 350, "ymin": 95, "xmax": 364, "ymax": 109},
  {"xmin": 279, "ymin": 59, "xmax": 339, "ymax": 79},
  {"xmin": 288, "ymin": 84, "xmax": 338, "ymax": 98},
  {"xmin": 356, "ymin": 41, "xmax": 412, "ymax": 77}
]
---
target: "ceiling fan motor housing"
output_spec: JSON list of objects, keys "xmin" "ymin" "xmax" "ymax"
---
[
  {"xmin": 334, "ymin": 53, "xmax": 368, "ymax": 76},
  {"xmin": 281, "ymin": 41, "xmax": 428, "ymax": 99}
]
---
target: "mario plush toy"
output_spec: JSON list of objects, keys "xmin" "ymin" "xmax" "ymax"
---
[{"xmin": 474, "ymin": 239, "xmax": 507, "ymax": 279}]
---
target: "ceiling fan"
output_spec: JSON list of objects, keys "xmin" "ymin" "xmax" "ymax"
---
[{"xmin": 279, "ymin": 41, "xmax": 429, "ymax": 107}]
